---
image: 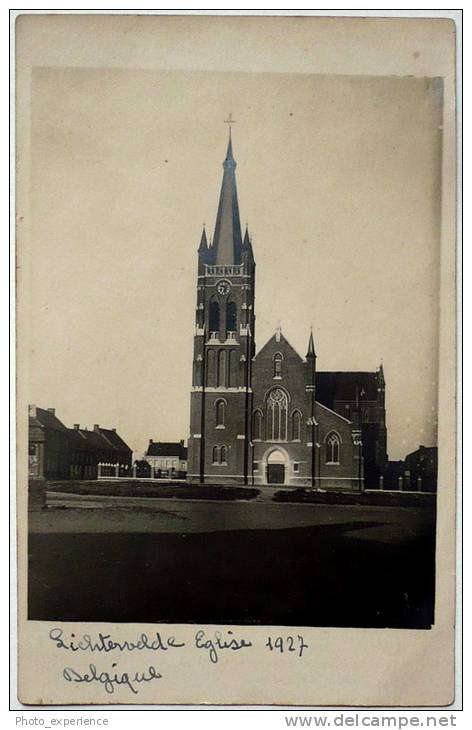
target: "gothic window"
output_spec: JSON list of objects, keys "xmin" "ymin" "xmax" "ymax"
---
[
  {"xmin": 291, "ymin": 410, "xmax": 302, "ymax": 441},
  {"xmin": 217, "ymin": 349, "xmax": 226, "ymax": 387},
  {"xmin": 220, "ymin": 445, "xmax": 227, "ymax": 464},
  {"xmin": 215, "ymin": 399, "xmax": 226, "ymax": 427},
  {"xmin": 273, "ymin": 352, "xmax": 283, "ymax": 378},
  {"xmin": 326, "ymin": 432, "xmax": 341, "ymax": 464},
  {"xmin": 226, "ymin": 301, "xmax": 237, "ymax": 336},
  {"xmin": 228, "ymin": 349, "xmax": 237, "ymax": 387},
  {"xmin": 253, "ymin": 409, "xmax": 263, "ymax": 441},
  {"xmin": 209, "ymin": 300, "xmax": 220, "ymax": 334},
  {"xmin": 212, "ymin": 446, "xmax": 219, "ymax": 464},
  {"xmin": 266, "ymin": 388, "xmax": 288, "ymax": 441},
  {"xmin": 206, "ymin": 349, "xmax": 215, "ymax": 387}
]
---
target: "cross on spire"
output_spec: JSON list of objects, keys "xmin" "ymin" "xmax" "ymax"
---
[{"xmin": 224, "ymin": 112, "xmax": 236, "ymax": 127}]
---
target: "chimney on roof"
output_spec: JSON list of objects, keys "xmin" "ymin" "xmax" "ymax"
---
[
  {"xmin": 180, "ymin": 440, "xmax": 184, "ymax": 446},
  {"xmin": 94, "ymin": 424, "xmax": 99, "ymax": 431},
  {"xmin": 149, "ymin": 439, "xmax": 153, "ymax": 445},
  {"xmin": 29, "ymin": 404, "xmax": 37, "ymax": 417},
  {"xmin": 74, "ymin": 424, "xmax": 80, "ymax": 430},
  {"xmin": 47, "ymin": 408, "xmax": 55, "ymax": 415},
  {"xmin": 112, "ymin": 428, "xmax": 116, "ymax": 432}
]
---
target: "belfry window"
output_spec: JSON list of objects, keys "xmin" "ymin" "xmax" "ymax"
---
[
  {"xmin": 326, "ymin": 433, "xmax": 341, "ymax": 464},
  {"xmin": 220, "ymin": 445, "xmax": 227, "ymax": 464},
  {"xmin": 266, "ymin": 388, "xmax": 288, "ymax": 441},
  {"xmin": 206, "ymin": 349, "xmax": 215, "ymax": 387},
  {"xmin": 273, "ymin": 352, "xmax": 283, "ymax": 378},
  {"xmin": 215, "ymin": 399, "xmax": 226, "ymax": 427},
  {"xmin": 212, "ymin": 446, "xmax": 219, "ymax": 464},
  {"xmin": 226, "ymin": 301, "xmax": 237, "ymax": 336},
  {"xmin": 209, "ymin": 300, "xmax": 220, "ymax": 335},
  {"xmin": 217, "ymin": 350, "xmax": 226, "ymax": 387}
]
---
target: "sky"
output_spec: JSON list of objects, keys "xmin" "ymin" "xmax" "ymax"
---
[{"xmin": 25, "ymin": 67, "xmax": 442, "ymax": 459}]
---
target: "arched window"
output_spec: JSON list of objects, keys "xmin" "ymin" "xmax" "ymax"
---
[
  {"xmin": 217, "ymin": 349, "xmax": 226, "ymax": 387},
  {"xmin": 206, "ymin": 349, "xmax": 215, "ymax": 387},
  {"xmin": 212, "ymin": 446, "xmax": 219, "ymax": 464},
  {"xmin": 266, "ymin": 388, "xmax": 288, "ymax": 441},
  {"xmin": 209, "ymin": 300, "xmax": 220, "ymax": 334},
  {"xmin": 226, "ymin": 301, "xmax": 237, "ymax": 336},
  {"xmin": 228, "ymin": 349, "xmax": 237, "ymax": 387},
  {"xmin": 253, "ymin": 410, "xmax": 263, "ymax": 441},
  {"xmin": 215, "ymin": 399, "xmax": 226, "ymax": 428},
  {"xmin": 273, "ymin": 352, "xmax": 283, "ymax": 378},
  {"xmin": 326, "ymin": 432, "xmax": 341, "ymax": 464},
  {"xmin": 220, "ymin": 445, "xmax": 227, "ymax": 463},
  {"xmin": 291, "ymin": 410, "xmax": 302, "ymax": 441}
]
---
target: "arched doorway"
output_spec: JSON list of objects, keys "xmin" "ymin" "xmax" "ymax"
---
[{"xmin": 266, "ymin": 449, "xmax": 288, "ymax": 485}]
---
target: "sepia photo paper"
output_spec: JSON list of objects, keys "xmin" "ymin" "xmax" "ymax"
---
[{"xmin": 15, "ymin": 13, "xmax": 457, "ymax": 706}]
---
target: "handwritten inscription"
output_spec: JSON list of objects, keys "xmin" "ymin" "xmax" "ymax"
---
[
  {"xmin": 49, "ymin": 628, "xmax": 308, "ymax": 695},
  {"xmin": 50, "ymin": 628, "xmax": 185, "ymax": 653},
  {"xmin": 194, "ymin": 629, "xmax": 253, "ymax": 664},
  {"xmin": 63, "ymin": 663, "xmax": 161, "ymax": 695}
]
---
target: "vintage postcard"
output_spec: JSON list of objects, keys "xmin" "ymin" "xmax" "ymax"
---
[{"xmin": 15, "ymin": 13, "xmax": 457, "ymax": 706}]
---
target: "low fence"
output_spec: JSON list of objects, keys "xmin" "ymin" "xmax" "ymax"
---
[{"xmin": 97, "ymin": 463, "xmax": 186, "ymax": 481}]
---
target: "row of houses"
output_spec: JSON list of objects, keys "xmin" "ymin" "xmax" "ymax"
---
[
  {"xmin": 28, "ymin": 404, "xmax": 189, "ymax": 482},
  {"xmin": 28, "ymin": 405, "xmax": 132, "ymax": 480},
  {"xmin": 384, "ymin": 446, "xmax": 438, "ymax": 492}
]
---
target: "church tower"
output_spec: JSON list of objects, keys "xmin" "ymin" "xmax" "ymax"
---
[{"xmin": 187, "ymin": 130, "xmax": 256, "ymax": 484}]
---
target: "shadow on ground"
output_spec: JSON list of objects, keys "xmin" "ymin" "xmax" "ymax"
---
[{"xmin": 28, "ymin": 513, "xmax": 436, "ymax": 628}]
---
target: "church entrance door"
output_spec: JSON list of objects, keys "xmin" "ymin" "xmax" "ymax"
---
[
  {"xmin": 267, "ymin": 463, "xmax": 285, "ymax": 484},
  {"xmin": 266, "ymin": 449, "xmax": 288, "ymax": 485}
]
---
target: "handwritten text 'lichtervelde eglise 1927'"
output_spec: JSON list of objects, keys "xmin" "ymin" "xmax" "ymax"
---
[{"xmin": 49, "ymin": 627, "xmax": 309, "ymax": 695}]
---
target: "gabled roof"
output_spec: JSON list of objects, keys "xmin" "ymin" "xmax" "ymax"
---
[
  {"xmin": 32, "ymin": 407, "xmax": 69, "ymax": 432},
  {"xmin": 96, "ymin": 427, "xmax": 132, "ymax": 452},
  {"xmin": 68, "ymin": 428, "xmax": 109, "ymax": 452},
  {"xmin": 147, "ymin": 441, "xmax": 188, "ymax": 459},
  {"xmin": 316, "ymin": 371, "xmax": 379, "ymax": 406},
  {"xmin": 254, "ymin": 332, "xmax": 304, "ymax": 363}
]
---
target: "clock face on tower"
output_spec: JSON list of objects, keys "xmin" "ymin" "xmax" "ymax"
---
[{"xmin": 217, "ymin": 280, "xmax": 231, "ymax": 296}]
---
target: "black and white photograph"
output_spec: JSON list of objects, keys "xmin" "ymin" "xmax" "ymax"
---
[{"xmin": 15, "ymin": 13, "xmax": 457, "ymax": 707}]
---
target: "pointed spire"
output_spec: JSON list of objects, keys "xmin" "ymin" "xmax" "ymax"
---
[
  {"xmin": 306, "ymin": 326, "xmax": 316, "ymax": 359},
  {"xmin": 198, "ymin": 225, "xmax": 208, "ymax": 251},
  {"xmin": 212, "ymin": 131, "xmax": 243, "ymax": 265},
  {"xmin": 243, "ymin": 223, "xmax": 250, "ymax": 246},
  {"xmin": 378, "ymin": 359, "xmax": 385, "ymax": 385}
]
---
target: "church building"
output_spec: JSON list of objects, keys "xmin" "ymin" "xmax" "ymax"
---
[{"xmin": 187, "ymin": 131, "xmax": 387, "ymax": 490}]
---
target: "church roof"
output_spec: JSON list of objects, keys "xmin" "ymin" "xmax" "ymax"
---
[
  {"xmin": 212, "ymin": 132, "xmax": 243, "ymax": 265},
  {"xmin": 254, "ymin": 330, "xmax": 304, "ymax": 362},
  {"xmin": 316, "ymin": 371, "xmax": 379, "ymax": 406}
]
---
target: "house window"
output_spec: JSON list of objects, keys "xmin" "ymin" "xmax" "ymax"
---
[
  {"xmin": 293, "ymin": 463, "xmax": 300, "ymax": 473},
  {"xmin": 291, "ymin": 410, "xmax": 302, "ymax": 441},
  {"xmin": 266, "ymin": 388, "xmax": 288, "ymax": 441},
  {"xmin": 273, "ymin": 352, "xmax": 283, "ymax": 378},
  {"xmin": 326, "ymin": 433, "xmax": 341, "ymax": 464},
  {"xmin": 215, "ymin": 399, "xmax": 226, "ymax": 428},
  {"xmin": 253, "ymin": 409, "xmax": 263, "ymax": 440}
]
